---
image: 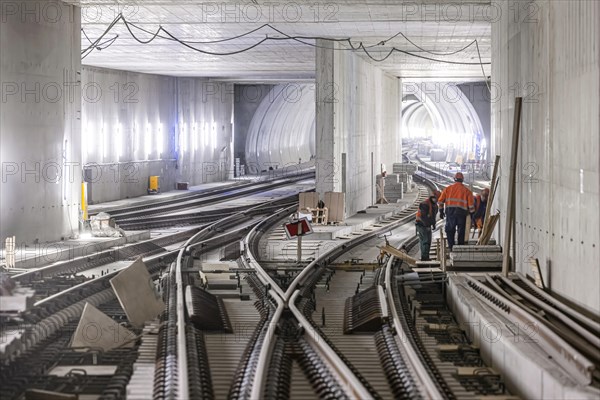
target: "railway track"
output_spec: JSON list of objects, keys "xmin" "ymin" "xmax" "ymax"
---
[
  {"xmin": 96, "ymin": 172, "xmax": 314, "ymax": 225},
  {"xmin": 0, "ymin": 177, "xmax": 313, "ymax": 399},
  {"xmin": 6, "ymin": 162, "xmax": 592, "ymax": 399},
  {"xmin": 479, "ymin": 273, "xmax": 600, "ymax": 386}
]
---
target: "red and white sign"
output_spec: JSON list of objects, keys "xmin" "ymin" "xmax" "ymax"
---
[{"xmin": 284, "ymin": 218, "xmax": 313, "ymax": 239}]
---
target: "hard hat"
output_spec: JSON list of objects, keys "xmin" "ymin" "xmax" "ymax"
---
[{"xmin": 454, "ymin": 172, "xmax": 464, "ymax": 182}]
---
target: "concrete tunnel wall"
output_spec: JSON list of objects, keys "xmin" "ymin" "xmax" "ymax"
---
[
  {"xmin": 316, "ymin": 40, "xmax": 401, "ymax": 216},
  {"xmin": 244, "ymin": 84, "xmax": 316, "ymax": 171},
  {"xmin": 492, "ymin": 0, "xmax": 600, "ymax": 312},
  {"xmin": 82, "ymin": 67, "xmax": 234, "ymax": 204},
  {"xmin": 0, "ymin": 2, "xmax": 81, "ymax": 244}
]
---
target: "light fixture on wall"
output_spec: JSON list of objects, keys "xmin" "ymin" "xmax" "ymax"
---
[
  {"xmin": 193, "ymin": 122, "xmax": 198, "ymax": 152},
  {"xmin": 211, "ymin": 121, "xmax": 217, "ymax": 150},
  {"xmin": 116, "ymin": 122, "xmax": 123, "ymax": 160},
  {"xmin": 85, "ymin": 122, "xmax": 93, "ymax": 159},
  {"xmin": 133, "ymin": 121, "xmax": 138, "ymax": 159},
  {"xmin": 181, "ymin": 122, "xmax": 187, "ymax": 153},
  {"xmin": 203, "ymin": 122, "xmax": 209, "ymax": 148},
  {"xmin": 102, "ymin": 122, "xmax": 107, "ymax": 160},
  {"xmin": 157, "ymin": 123, "xmax": 163, "ymax": 157},
  {"xmin": 145, "ymin": 122, "xmax": 152, "ymax": 159}
]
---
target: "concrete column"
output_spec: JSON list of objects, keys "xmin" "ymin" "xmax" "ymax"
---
[
  {"xmin": 1, "ymin": 1, "xmax": 81, "ymax": 244},
  {"xmin": 315, "ymin": 39, "xmax": 336, "ymax": 196},
  {"xmin": 315, "ymin": 39, "xmax": 401, "ymax": 216}
]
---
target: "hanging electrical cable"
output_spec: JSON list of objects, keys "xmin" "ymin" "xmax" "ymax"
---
[{"xmin": 81, "ymin": 14, "xmax": 491, "ymax": 69}]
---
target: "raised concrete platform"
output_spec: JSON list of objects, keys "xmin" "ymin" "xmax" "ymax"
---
[
  {"xmin": 447, "ymin": 274, "xmax": 600, "ymax": 399},
  {"xmin": 2, "ymin": 231, "xmax": 150, "ymax": 270},
  {"xmin": 261, "ymin": 189, "xmax": 420, "ymax": 263},
  {"xmin": 308, "ymin": 190, "xmax": 420, "ymax": 241},
  {"xmin": 88, "ymin": 180, "xmax": 247, "ymax": 214}
]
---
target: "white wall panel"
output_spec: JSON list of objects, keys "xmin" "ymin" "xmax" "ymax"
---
[
  {"xmin": 492, "ymin": 0, "xmax": 600, "ymax": 312},
  {"xmin": 176, "ymin": 79, "xmax": 233, "ymax": 185},
  {"xmin": 81, "ymin": 68, "xmax": 234, "ymax": 201},
  {"xmin": 316, "ymin": 40, "xmax": 401, "ymax": 216},
  {"xmin": 0, "ymin": 2, "xmax": 81, "ymax": 244},
  {"xmin": 81, "ymin": 66, "xmax": 177, "ymax": 203}
]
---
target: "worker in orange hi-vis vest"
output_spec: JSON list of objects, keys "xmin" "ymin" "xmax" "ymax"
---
[
  {"xmin": 437, "ymin": 172, "xmax": 475, "ymax": 251},
  {"xmin": 472, "ymin": 188, "xmax": 490, "ymax": 237}
]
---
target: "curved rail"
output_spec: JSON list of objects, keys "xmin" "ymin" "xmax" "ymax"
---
[
  {"xmin": 288, "ymin": 290, "xmax": 375, "ymax": 399},
  {"xmin": 466, "ymin": 274, "xmax": 594, "ymax": 385},
  {"xmin": 170, "ymin": 198, "xmax": 307, "ymax": 399},
  {"xmin": 243, "ymin": 182, "xmax": 434, "ymax": 398},
  {"xmin": 383, "ymin": 235, "xmax": 446, "ymax": 399}
]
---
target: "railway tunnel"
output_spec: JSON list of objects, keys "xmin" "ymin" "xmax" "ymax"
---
[{"xmin": 0, "ymin": 1, "xmax": 599, "ymax": 399}]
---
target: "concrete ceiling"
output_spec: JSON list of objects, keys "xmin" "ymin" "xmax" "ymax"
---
[{"xmin": 73, "ymin": 0, "xmax": 492, "ymax": 81}]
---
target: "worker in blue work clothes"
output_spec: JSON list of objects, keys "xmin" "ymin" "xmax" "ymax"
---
[{"xmin": 415, "ymin": 190, "xmax": 441, "ymax": 261}]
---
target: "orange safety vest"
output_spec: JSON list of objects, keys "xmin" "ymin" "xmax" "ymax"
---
[
  {"xmin": 438, "ymin": 182, "xmax": 475, "ymax": 212},
  {"xmin": 416, "ymin": 198, "xmax": 437, "ymax": 225}
]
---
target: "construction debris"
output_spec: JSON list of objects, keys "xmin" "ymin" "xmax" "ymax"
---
[{"xmin": 90, "ymin": 212, "xmax": 123, "ymax": 237}]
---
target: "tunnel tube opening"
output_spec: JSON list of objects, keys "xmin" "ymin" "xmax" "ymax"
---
[
  {"xmin": 401, "ymin": 82, "xmax": 489, "ymax": 169},
  {"xmin": 235, "ymin": 84, "xmax": 315, "ymax": 175}
]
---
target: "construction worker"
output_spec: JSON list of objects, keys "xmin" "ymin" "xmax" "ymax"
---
[
  {"xmin": 415, "ymin": 190, "xmax": 441, "ymax": 261},
  {"xmin": 438, "ymin": 172, "xmax": 475, "ymax": 250},
  {"xmin": 472, "ymin": 188, "xmax": 490, "ymax": 237}
]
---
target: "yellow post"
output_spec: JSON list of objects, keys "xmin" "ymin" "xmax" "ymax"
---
[{"xmin": 81, "ymin": 182, "xmax": 88, "ymax": 220}]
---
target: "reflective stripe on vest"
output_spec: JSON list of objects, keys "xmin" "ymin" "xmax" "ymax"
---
[{"xmin": 439, "ymin": 183, "xmax": 474, "ymax": 212}]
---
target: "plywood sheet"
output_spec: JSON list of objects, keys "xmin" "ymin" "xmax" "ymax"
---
[
  {"xmin": 299, "ymin": 192, "xmax": 319, "ymax": 211},
  {"xmin": 110, "ymin": 258, "xmax": 165, "ymax": 327},
  {"xmin": 324, "ymin": 191, "xmax": 345, "ymax": 222},
  {"xmin": 71, "ymin": 303, "xmax": 135, "ymax": 351}
]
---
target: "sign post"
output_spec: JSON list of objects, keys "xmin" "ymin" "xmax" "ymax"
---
[
  {"xmin": 297, "ymin": 220, "xmax": 303, "ymax": 263},
  {"xmin": 284, "ymin": 217, "xmax": 313, "ymax": 264}
]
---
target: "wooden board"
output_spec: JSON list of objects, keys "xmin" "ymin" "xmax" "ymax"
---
[
  {"xmin": 299, "ymin": 192, "xmax": 319, "ymax": 211},
  {"xmin": 378, "ymin": 244, "xmax": 417, "ymax": 267},
  {"xmin": 324, "ymin": 191, "xmax": 345, "ymax": 222},
  {"xmin": 528, "ymin": 258, "xmax": 545, "ymax": 289},
  {"xmin": 109, "ymin": 258, "xmax": 165, "ymax": 327}
]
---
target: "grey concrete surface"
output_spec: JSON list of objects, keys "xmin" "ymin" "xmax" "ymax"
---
[
  {"xmin": 233, "ymin": 84, "xmax": 273, "ymax": 166},
  {"xmin": 0, "ymin": 2, "xmax": 82, "ymax": 244},
  {"xmin": 81, "ymin": 67, "xmax": 235, "ymax": 204},
  {"xmin": 315, "ymin": 40, "xmax": 401, "ymax": 217},
  {"xmin": 492, "ymin": 0, "xmax": 600, "ymax": 313}
]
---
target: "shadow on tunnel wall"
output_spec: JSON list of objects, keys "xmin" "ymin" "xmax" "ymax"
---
[{"xmin": 234, "ymin": 84, "xmax": 316, "ymax": 175}]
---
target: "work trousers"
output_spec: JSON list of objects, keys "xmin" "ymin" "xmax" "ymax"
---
[
  {"xmin": 416, "ymin": 224, "xmax": 432, "ymax": 261},
  {"xmin": 445, "ymin": 207, "xmax": 468, "ymax": 250}
]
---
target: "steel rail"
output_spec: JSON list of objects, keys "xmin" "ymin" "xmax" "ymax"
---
[
  {"xmin": 514, "ymin": 272, "xmax": 600, "ymax": 335},
  {"xmin": 466, "ymin": 274, "xmax": 594, "ymax": 385},
  {"xmin": 383, "ymin": 235, "xmax": 446, "ymax": 399},
  {"xmin": 172, "ymin": 198, "xmax": 302, "ymax": 399},
  {"xmin": 495, "ymin": 274, "xmax": 600, "ymax": 346},
  {"xmin": 288, "ymin": 290, "xmax": 375, "ymax": 399},
  {"xmin": 107, "ymin": 172, "xmax": 315, "ymax": 221},
  {"xmin": 89, "ymin": 168, "xmax": 314, "ymax": 218},
  {"xmin": 250, "ymin": 291, "xmax": 285, "ymax": 400}
]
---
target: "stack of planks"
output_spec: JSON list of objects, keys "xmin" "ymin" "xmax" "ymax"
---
[{"xmin": 448, "ymin": 245, "xmax": 503, "ymax": 271}]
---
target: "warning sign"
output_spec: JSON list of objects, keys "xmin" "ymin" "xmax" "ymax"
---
[{"xmin": 284, "ymin": 218, "xmax": 313, "ymax": 239}]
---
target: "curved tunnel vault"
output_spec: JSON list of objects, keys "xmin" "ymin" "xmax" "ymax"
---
[
  {"xmin": 245, "ymin": 84, "xmax": 315, "ymax": 171},
  {"xmin": 401, "ymin": 83, "xmax": 485, "ymax": 156}
]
